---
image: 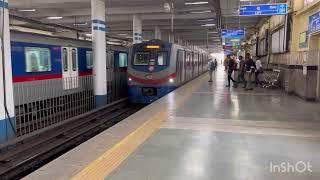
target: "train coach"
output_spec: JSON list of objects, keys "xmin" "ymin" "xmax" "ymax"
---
[
  {"xmin": 10, "ymin": 31, "xmax": 128, "ymax": 136},
  {"xmin": 128, "ymin": 39, "xmax": 210, "ymax": 103}
]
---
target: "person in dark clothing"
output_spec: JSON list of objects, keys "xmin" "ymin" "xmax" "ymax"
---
[
  {"xmin": 234, "ymin": 56, "xmax": 246, "ymax": 88},
  {"xmin": 244, "ymin": 53, "xmax": 256, "ymax": 91},
  {"xmin": 226, "ymin": 55, "xmax": 236, "ymax": 87}
]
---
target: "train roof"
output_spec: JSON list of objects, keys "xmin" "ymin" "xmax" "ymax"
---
[{"xmin": 10, "ymin": 30, "xmax": 128, "ymax": 52}]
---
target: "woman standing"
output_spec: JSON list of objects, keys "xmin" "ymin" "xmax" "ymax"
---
[{"xmin": 255, "ymin": 56, "xmax": 263, "ymax": 87}]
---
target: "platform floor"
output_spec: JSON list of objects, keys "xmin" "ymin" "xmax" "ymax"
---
[{"xmin": 26, "ymin": 68, "xmax": 320, "ymax": 180}]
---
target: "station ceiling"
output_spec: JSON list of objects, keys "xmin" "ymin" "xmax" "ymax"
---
[{"xmin": 8, "ymin": 0, "xmax": 278, "ymax": 52}]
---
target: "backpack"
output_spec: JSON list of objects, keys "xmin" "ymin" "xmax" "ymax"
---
[{"xmin": 208, "ymin": 61, "xmax": 214, "ymax": 70}]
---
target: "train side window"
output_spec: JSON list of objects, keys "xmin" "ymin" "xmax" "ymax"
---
[
  {"xmin": 119, "ymin": 52, "xmax": 128, "ymax": 67},
  {"xmin": 157, "ymin": 52, "xmax": 167, "ymax": 66},
  {"xmin": 62, "ymin": 48, "xmax": 68, "ymax": 71},
  {"xmin": 134, "ymin": 52, "xmax": 150, "ymax": 65},
  {"xmin": 86, "ymin": 51, "xmax": 93, "ymax": 69},
  {"xmin": 25, "ymin": 47, "xmax": 51, "ymax": 72},
  {"xmin": 71, "ymin": 49, "xmax": 77, "ymax": 71}
]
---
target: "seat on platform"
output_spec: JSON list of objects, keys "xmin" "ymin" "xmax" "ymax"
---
[{"xmin": 263, "ymin": 69, "xmax": 281, "ymax": 88}]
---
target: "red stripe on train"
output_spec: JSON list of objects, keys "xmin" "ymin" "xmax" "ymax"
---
[
  {"xmin": 128, "ymin": 73, "xmax": 176, "ymax": 84},
  {"xmin": 13, "ymin": 72, "xmax": 93, "ymax": 83},
  {"xmin": 13, "ymin": 74, "xmax": 63, "ymax": 83},
  {"xmin": 79, "ymin": 71, "xmax": 93, "ymax": 76}
]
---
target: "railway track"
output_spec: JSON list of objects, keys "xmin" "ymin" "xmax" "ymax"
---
[{"xmin": 0, "ymin": 98, "xmax": 144, "ymax": 180}]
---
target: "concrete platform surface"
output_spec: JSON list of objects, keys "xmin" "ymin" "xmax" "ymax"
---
[
  {"xmin": 106, "ymin": 69, "xmax": 320, "ymax": 180},
  {"xmin": 25, "ymin": 68, "xmax": 320, "ymax": 180}
]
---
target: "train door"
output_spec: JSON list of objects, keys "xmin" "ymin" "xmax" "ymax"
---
[
  {"xmin": 191, "ymin": 52, "xmax": 194, "ymax": 78},
  {"xmin": 200, "ymin": 54, "xmax": 203, "ymax": 73},
  {"xmin": 62, "ymin": 47, "xmax": 79, "ymax": 90},
  {"xmin": 195, "ymin": 53, "xmax": 199, "ymax": 76},
  {"xmin": 106, "ymin": 51, "xmax": 115, "ymax": 103},
  {"xmin": 176, "ymin": 50, "xmax": 185, "ymax": 84}
]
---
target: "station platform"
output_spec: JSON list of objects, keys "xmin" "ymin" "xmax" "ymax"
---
[{"xmin": 25, "ymin": 68, "xmax": 320, "ymax": 180}]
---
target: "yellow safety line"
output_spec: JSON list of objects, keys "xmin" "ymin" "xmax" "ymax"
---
[
  {"xmin": 72, "ymin": 75, "xmax": 206, "ymax": 180},
  {"xmin": 71, "ymin": 111, "xmax": 167, "ymax": 180}
]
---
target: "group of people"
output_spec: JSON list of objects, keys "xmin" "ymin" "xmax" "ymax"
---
[{"xmin": 208, "ymin": 53, "xmax": 263, "ymax": 91}]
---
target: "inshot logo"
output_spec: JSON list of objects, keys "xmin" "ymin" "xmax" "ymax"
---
[{"xmin": 270, "ymin": 161, "xmax": 312, "ymax": 173}]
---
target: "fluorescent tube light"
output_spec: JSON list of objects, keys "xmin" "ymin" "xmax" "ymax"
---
[
  {"xmin": 18, "ymin": 9, "xmax": 36, "ymax": 12},
  {"xmin": 191, "ymin": 10, "xmax": 211, "ymax": 14},
  {"xmin": 46, "ymin": 16, "xmax": 63, "ymax": 20},
  {"xmin": 185, "ymin": 2, "xmax": 209, "ymax": 5}
]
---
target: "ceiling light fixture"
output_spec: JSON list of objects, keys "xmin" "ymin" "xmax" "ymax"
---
[
  {"xmin": 197, "ymin": 18, "xmax": 214, "ymax": 22},
  {"xmin": 191, "ymin": 10, "xmax": 211, "ymax": 14},
  {"xmin": 201, "ymin": 23, "xmax": 216, "ymax": 27},
  {"xmin": 46, "ymin": 16, "xmax": 63, "ymax": 20},
  {"xmin": 85, "ymin": 33, "xmax": 92, "ymax": 36},
  {"xmin": 73, "ymin": 22, "xmax": 88, "ymax": 26},
  {"xmin": 18, "ymin": 9, "xmax": 36, "ymax": 12},
  {"xmin": 117, "ymin": 33, "xmax": 128, "ymax": 36},
  {"xmin": 185, "ymin": 2, "xmax": 209, "ymax": 5}
]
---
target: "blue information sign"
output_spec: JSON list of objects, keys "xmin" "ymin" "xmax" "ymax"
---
[
  {"xmin": 309, "ymin": 11, "xmax": 320, "ymax": 34},
  {"xmin": 221, "ymin": 29, "xmax": 245, "ymax": 39},
  {"xmin": 239, "ymin": 3, "xmax": 287, "ymax": 16}
]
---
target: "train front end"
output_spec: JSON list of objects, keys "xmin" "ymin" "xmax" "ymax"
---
[{"xmin": 128, "ymin": 40, "xmax": 176, "ymax": 103}]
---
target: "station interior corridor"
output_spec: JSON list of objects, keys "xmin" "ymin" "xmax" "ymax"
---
[{"xmin": 106, "ymin": 66, "xmax": 320, "ymax": 180}]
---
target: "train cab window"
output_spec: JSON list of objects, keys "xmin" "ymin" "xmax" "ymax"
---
[
  {"xmin": 25, "ymin": 47, "xmax": 51, "ymax": 72},
  {"xmin": 71, "ymin": 49, "xmax": 77, "ymax": 71},
  {"xmin": 86, "ymin": 51, "xmax": 93, "ymax": 69},
  {"xmin": 134, "ymin": 52, "xmax": 150, "ymax": 65},
  {"xmin": 157, "ymin": 52, "xmax": 167, "ymax": 66},
  {"xmin": 119, "ymin": 52, "xmax": 128, "ymax": 67},
  {"xmin": 62, "ymin": 48, "xmax": 68, "ymax": 71}
]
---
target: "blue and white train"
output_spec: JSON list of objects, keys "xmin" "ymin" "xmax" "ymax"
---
[
  {"xmin": 128, "ymin": 39, "xmax": 209, "ymax": 103},
  {"xmin": 10, "ymin": 31, "xmax": 128, "ymax": 104},
  {"xmin": 8, "ymin": 31, "xmax": 129, "ymax": 136}
]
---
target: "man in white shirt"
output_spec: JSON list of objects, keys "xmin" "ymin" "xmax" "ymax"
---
[{"xmin": 255, "ymin": 57, "xmax": 263, "ymax": 87}]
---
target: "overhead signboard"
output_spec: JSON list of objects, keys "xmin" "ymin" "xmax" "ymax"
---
[
  {"xmin": 239, "ymin": 3, "xmax": 287, "ymax": 16},
  {"xmin": 309, "ymin": 11, "xmax": 320, "ymax": 34},
  {"xmin": 221, "ymin": 29, "xmax": 245, "ymax": 39}
]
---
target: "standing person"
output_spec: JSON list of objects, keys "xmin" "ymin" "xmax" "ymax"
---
[
  {"xmin": 234, "ymin": 56, "xmax": 246, "ymax": 88},
  {"xmin": 213, "ymin": 58, "xmax": 218, "ymax": 71},
  {"xmin": 255, "ymin": 57, "xmax": 263, "ymax": 87},
  {"xmin": 208, "ymin": 58, "xmax": 215, "ymax": 82},
  {"xmin": 223, "ymin": 56, "xmax": 228, "ymax": 71},
  {"xmin": 226, "ymin": 55, "xmax": 236, "ymax": 87},
  {"xmin": 244, "ymin": 53, "xmax": 255, "ymax": 91}
]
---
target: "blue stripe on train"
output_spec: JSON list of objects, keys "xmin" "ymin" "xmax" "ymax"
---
[{"xmin": 128, "ymin": 85, "xmax": 176, "ymax": 103}]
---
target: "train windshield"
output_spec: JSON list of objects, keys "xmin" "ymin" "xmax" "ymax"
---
[
  {"xmin": 157, "ymin": 52, "xmax": 167, "ymax": 66},
  {"xmin": 134, "ymin": 52, "xmax": 150, "ymax": 65}
]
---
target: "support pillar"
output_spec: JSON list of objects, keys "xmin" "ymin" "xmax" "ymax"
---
[
  {"xmin": 133, "ymin": 15, "xmax": 142, "ymax": 44},
  {"xmin": 177, "ymin": 37, "xmax": 183, "ymax": 45},
  {"xmin": 169, "ymin": 33, "xmax": 175, "ymax": 43},
  {"xmin": 91, "ymin": 0, "xmax": 107, "ymax": 107},
  {"xmin": 0, "ymin": 0, "xmax": 16, "ymax": 143},
  {"xmin": 155, "ymin": 26, "xmax": 161, "ymax": 40}
]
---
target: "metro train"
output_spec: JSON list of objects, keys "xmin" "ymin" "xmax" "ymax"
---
[
  {"xmin": 128, "ymin": 39, "xmax": 210, "ymax": 103},
  {"xmin": 9, "ymin": 31, "xmax": 128, "ymax": 135}
]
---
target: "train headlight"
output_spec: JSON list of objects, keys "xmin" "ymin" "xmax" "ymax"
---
[
  {"xmin": 129, "ymin": 78, "xmax": 132, "ymax": 81},
  {"xmin": 169, "ymin": 78, "xmax": 174, "ymax": 83}
]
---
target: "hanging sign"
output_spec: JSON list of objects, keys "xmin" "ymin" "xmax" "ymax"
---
[
  {"xmin": 239, "ymin": 3, "xmax": 287, "ymax": 16},
  {"xmin": 221, "ymin": 29, "xmax": 245, "ymax": 39}
]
